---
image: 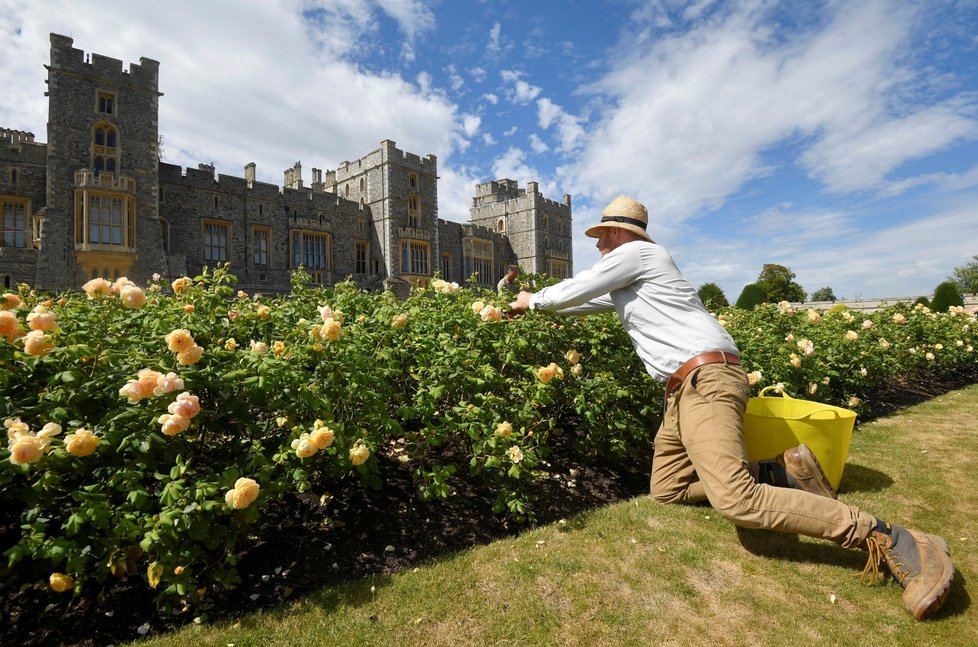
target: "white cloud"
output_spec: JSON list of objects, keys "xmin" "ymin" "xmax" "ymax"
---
[
  {"xmin": 487, "ymin": 21, "xmax": 502, "ymax": 56},
  {"xmin": 537, "ymin": 98, "xmax": 560, "ymax": 129},
  {"xmin": 482, "ymin": 92, "xmax": 499, "ymax": 105},
  {"xmin": 483, "ymin": 132, "xmax": 497, "ymax": 146},
  {"xmin": 529, "ymin": 133, "xmax": 549, "ymax": 153},
  {"xmin": 503, "ymin": 126, "xmax": 518, "ymax": 136},
  {"xmin": 469, "ymin": 66, "xmax": 487, "ymax": 83},
  {"xmin": 500, "ymin": 69, "xmax": 541, "ymax": 104},
  {"xmin": 461, "ymin": 114, "xmax": 481, "ymax": 137},
  {"xmin": 564, "ymin": 1, "xmax": 978, "ymax": 223}
]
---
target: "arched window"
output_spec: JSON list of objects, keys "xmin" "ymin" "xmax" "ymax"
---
[
  {"xmin": 359, "ymin": 177, "xmax": 365, "ymax": 192},
  {"xmin": 92, "ymin": 122, "xmax": 119, "ymax": 176},
  {"xmin": 497, "ymin": 218, "xmax": 506, "ymax": 233}
]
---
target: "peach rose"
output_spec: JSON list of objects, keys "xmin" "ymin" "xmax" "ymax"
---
[
  {"xmin": 564, "ymin": 350, "xmax": 581, "ymax": 365},
  {"xmin": 23, "ymin": 329, "xmax": 54, "ymax": 356},
  {"xmin": 167, "ymin": 393, "xmax": 200, "ymax": 419},
  {"xmin": 350, "ymin": 441, "xmax": 370, "ymax": 466},
  {"xmin": 272, "ymin": 340, "xmax": 286, "ymax": 355},
  {"xmin": 176, "ymin": 344, "xmax": 204, "ymax": 366},
  {"xmin": 64, "ymin": 428, "xmax": 100, "ymax": 457},
  {"xmin": 495, "ymin": 421, "xmax": 513, "ymax": 438},
  {"xmin": 225, "ymin": 477, "xmax": 260, "ymax": 509},
  {"xmin": 117, "ymin": 286, "xmax": 146, "ymax": 309},
  {"xmin": 480, "ymin": 305, "xmax": 502, "ymax": 322},
  {"xmin": 136, "ymin": 369, "xmax": 164, "ymax": 398},
  {"xmin": 391, "ymin": 314, "xmax": 408, "ymax": 329},
  {"xmin": 508, "ymin": 446, "xmax": 524, "ymax": 463},
  {"xmin": 1, "ymin": 292, "xmax": 22, "ymax": 310},
  {"xmin": 82, "ymin": 277, "xmax": 112, "ymax": 299},
  {"xmin": 119, "ymin": 380, "xmax": 143, "ymax": 403},
  {"xmin": 0, "ymin": 310, "xmax": 22, "ymax": 342},
  {"xmin": 171, "ymin": 277, "xmax": 192, "ymax": 294},
  {"xmin": 317, "ymin": 305, "xmax": 334, "ymax": 322},
  {"xmin": 158, "ymin": 413, "xmax": 190, "ymax": 436},
  {"xmin": 154, "ymin": 372, "xmax": 184, "ymax": 396},
  {"xmin": 250, "ymin": 340, "xmax": 268, "ymax": 353},
  {"xmin": 257, "ymin": 304, "xmax": 271, "ymax": 319},
  {"xmin": 49, "ymin": 572, "xmax": 74, "ymax": 593},
  {"xmin": 164, "ymin": 329, "xmax": 195, "ymax": 353},
  {"xmin": 536, "ymin": 362, "xmax": 564, "ymax": 384},
  {"xmin": 471, "ymin": 301, "xmax": 486, "ymax": 315},
  {"xmin": 570, "ymin": 363, "xmax": 583, "ymax": 377},
  {"xmin": 9, "ymin": 435, "xmax": 43, "ymax": 465}
]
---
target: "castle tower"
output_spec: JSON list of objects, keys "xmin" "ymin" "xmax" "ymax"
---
[
  {"xmin": 38, "ymin": 33, "xmax": 167, "ymax": 288},
  {"xmin": 469, "ymin": 179, "xmax": 572, "ymax": 278},
  {"xmin": 334, "ymin": 140, "xmax": 438, "ymax": 293}
]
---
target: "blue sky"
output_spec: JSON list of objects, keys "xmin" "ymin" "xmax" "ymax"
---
[{"xmin": 2, "ymin": 0, "xmax": 977, "ymax": 300}]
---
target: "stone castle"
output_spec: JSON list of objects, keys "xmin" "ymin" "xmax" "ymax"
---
[{"xmin": 0, "ymin": 34, "xmax": 573, "ymax": 294}]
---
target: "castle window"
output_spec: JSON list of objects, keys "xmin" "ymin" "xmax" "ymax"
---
[
  {"xmin": 292, "ymin": 230, "xmax": 331, "ymax": 272},
  {"xmin": 359, "ymin": 177, "xmax": 365, "ymax": 193},
  {"xmin": 548, "ymin": 259, "xmax": 569, "ymax": 279},
  {"xmin": 159, "ymin": 187, "xmax": 166, "ymax": 203},
  {"xmin": 203, "ymin": 219, "xmax": 230, "ymax": 263},
  {"xmin": 345, "ymin": 183, "xmax": 350, "ymax": 198},
  {"xmin": 360, "ymin": 197, "xmax": 365, "ymax": 210},
  {"xmin": 97, "ymin": 91, "xmax": 115, "ymax": 115},
  {"xmin": 91, "ymin": 122, "xmax": 119, "ymax": 177},
  {"xmin": 32, "ymin": 215, "xmax": 44, "ymax": 249},
  {"xmin": 409, "ymin": 172, "xmax": 418, "ymax": 189},
  {"xmin": 355, "ymin": 240, "xmax": 368, "ymax": 274},
  {"xmin": 441, "ymin": 252, "xmax": 452, "ymax": 281},
  {"xmin": 213, "ymin": 195, "xmax": 219, "ymax": 210},
  {"xmin": 408, "ymin": 194, "xmax": 420, "ymax": 228},
  {"xmin": 160, "ymin": 218, "xmax": 170, "ymax": 254},
  {"xmin": 1, "ymin": 197, "xmax": 29, "ymax": 248},
  {"xmin": 253, "ymin": 226, "xmax": 270, "ymax": 267},
  {"xmin": 543, "ymin": 215, "xmax": 549, "ymax": 229},
  {"xmin": 74, "ymin": 189, "xmax": 134, "ymax": 249},
  {"xmin": 9, "ymin": 168, "xmax": 18, "ymax": 185},
  {"xmin": 463, "ymin": 238, "xmax": 493, "ymax": 284},
  {"xmin": 497, "ymin": 217, "xmax": 505, "ymax": 233},
  {"xmin": 400, "ymin": 240, "xmax": 430, "ymax": 275}
]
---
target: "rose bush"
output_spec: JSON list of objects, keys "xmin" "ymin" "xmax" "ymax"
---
[{"xmin": 1, "ymin": 266, "xmax": 975, "ymax": 612}]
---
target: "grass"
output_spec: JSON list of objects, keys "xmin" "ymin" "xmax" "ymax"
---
[{"xmin": 137, "ymin": 385, "xmax": 978, "ymax": 647}]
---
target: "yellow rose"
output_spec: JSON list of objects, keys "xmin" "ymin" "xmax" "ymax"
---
[
  {"xmin": 806, "ymin": 309, "xmax": 821, "ymax": 323},
  {"xmin": 164, "ymin": 328, "xmax": 195, "ymax": 353},
  {"xmin": 321, "ymin": 319, "xmax": 342, "ymax": 341},
  {"xmin": 291, "ymin": 435, "xmax": 318, "ymax": 458},
  {"xmin": 564, "ymin": 350, "xmax": 581, "ymax": 365},
  {"xmin": 225, "ymin": 477, "xmax": 260, "ymax": 509},
  {"xmin": 747, "ymin": 370, "xmax": 763, "ymax": 385},
  {"xmin": 23, "ymin": 329, "xmax": 54, "ymax": 356},
  {"xmin": 272, "ymin": 340, "xmax": 286, "ymax": 355},
  {"xmin": 64, "ymin": 428, "xmax": 100, "ymax": 457},
  {"xmin": 845, "ymin": 330, "xmax": 859, "ymax": 341},
  {"xmin": 391, "ymin": 314, "xmax": 408, "ymax": 329},
  {"xmin": 495, "ymin": 421, "xmax": 513, "ymax": 438},
  {"xmin": 508, "ymin": 446, "xmax": 525, "ymax": 463},
  {"xmin": 257, "ymin": 304, "xmax": 271, "ymax": 319},
  {"xmin": 225, "ymin": 338, "xmax": 238, "ymax": 351},
  {"xmin": 789, "ymin": 353, "xmax": 801, "ymax": 369},
  {"xmin": 350, "ymin": 442, "xmax": 370, "ymax": 466},
  {"xmin": 310, "ymin": 427, "xmax": 335, "ymax": 449},
  {"xmin": 176, "ymin": 344, "xmax": 204, "ymax": 366},
  {"xmin": 0, "ymin": 310, "xmax": 22, "ymax": 342},
  {"xmin": 49, "ymin": 572, "xmax": 74, "ymax": 593},
  {"xmin": 480, "ymin": 305, "xmax": 503, "ymax": 322},
  {"xmin": 893, "ymin": 313, "xmax": 907, "ymax": 324},
  {"xmin": 471, "ymin": 301, "xmax": 485, "ymax": 314},
  {"xmin": 536, "ymin": 363, "xmax": 564, "ymax": 384},
  {"xmin": 570, "ymin": 363, "xmax": 583, "ymax": 377},
  {"xmin": 250, "ymin": 340, "xmax": 268, "ymax": 353},
  {"xmin": 9, "ymin": 435, "xmax": 43, "ymax": 465}
]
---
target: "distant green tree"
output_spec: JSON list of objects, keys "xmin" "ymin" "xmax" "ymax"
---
[
  {"xmin": 950, "ymin": 255, "xmax": 978, "ymax": 294},
  {"xmin": 697, "ymin": 282, "xmax": 729, "ymax": 311},
  {"xmin": 756, "ymin": 264, "xmax": 806, "ymax": 303},
  {"xmin": 913, "ymin": 296, "xmax": 931, "ymax": 308},
  {"xmin": 735, "ymin": 283, "xmax": 767, "ymax": 310},
  {"xmin": 810, "ymin": 286, "xmax": 837, "ymax": 302},
  {"xmin": 931, "ymin": 281, "xmax": 964, "ymax": 312}
]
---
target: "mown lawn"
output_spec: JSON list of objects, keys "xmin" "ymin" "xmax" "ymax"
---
[{"xmin": 134, "ymin": 384, "xmax": 978, "ymax": 647}]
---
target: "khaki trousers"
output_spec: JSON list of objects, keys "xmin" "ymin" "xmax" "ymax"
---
[{"xmin": 650, "ymin": 362, "xmax": 874, "ymax": 549}]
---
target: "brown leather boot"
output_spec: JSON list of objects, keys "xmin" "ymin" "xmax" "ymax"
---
[
  {"xmin": 749, "ymin": 443, "xmax": 837, "ymax": 499},
  {"xmin": 861, "ymin": 524, "xmax": 955, "ymax": 620}
]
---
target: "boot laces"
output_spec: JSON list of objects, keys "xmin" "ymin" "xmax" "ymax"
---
[{"xmin": 858, "ymin": 535, "xmax": 885, "ymax": 585}]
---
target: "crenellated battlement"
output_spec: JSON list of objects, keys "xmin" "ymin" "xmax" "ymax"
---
[
  {"xmin": 1, "ymin": 129, "xmax": 38, "ymax": 145},
  {"xmin": 48, "ymin": 33, "xmax": 159, "ymax": 84}
]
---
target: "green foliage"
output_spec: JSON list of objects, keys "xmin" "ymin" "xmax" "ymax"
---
[
  {"xmin": 2, "ymin": 266, "xmax": 977, "ymax": 613},
  {"xmin": 756, "ymin": 264, "xmax": 806, "ymax": 303},
  {"xmin": 810, "ymin": 286, "xmax": 837, "ymax": 302},
  {"xmin": 735, "ymin": 283, "xmax": 767, "ymax": 310},
  {"xmin": 931, "ymin": 280, "xmax": 964, "ymax": 312},
  {"xmin": 914, "ymin": 296, "xmax": 931, "ymax": 308},
  {"xmin": 950, "ymin": 255, "xmax": 978, "ymax": 295},
  {"xmin": 697, "ymin": 282, "xmax": 729, "ymax": 311}
]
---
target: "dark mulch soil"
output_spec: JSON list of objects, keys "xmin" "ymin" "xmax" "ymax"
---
[{"xmin": 3, "ymin": 365, "xmax": 976, "ymax": 647}]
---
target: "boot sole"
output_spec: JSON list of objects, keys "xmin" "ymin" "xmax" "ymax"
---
[
  {"xmin": 909, "ymin": 533, "xmax": 954, "ymax": 621},
  {"xmin": 789, "ymin": 444, "xmax": 838, "ymax": 499}
]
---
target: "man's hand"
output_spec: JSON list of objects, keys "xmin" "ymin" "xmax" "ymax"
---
[{"xmin": 508, "ymin": 290, "xmax": 534, "ymax": 317}]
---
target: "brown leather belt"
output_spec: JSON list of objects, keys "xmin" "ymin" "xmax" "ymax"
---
[{"xmin": 665, "ymin": 350, "xmax": 740, "ymax": 399}]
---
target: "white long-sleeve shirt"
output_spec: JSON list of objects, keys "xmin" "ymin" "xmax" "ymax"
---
[{"xmin": 529, "ymin": 239, "xmax": 738, "ymax": 382}]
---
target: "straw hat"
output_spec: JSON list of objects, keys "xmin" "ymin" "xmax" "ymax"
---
[{"xmin": 584, "ymin": 196, "xmax": 653, "ymax": 242}]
